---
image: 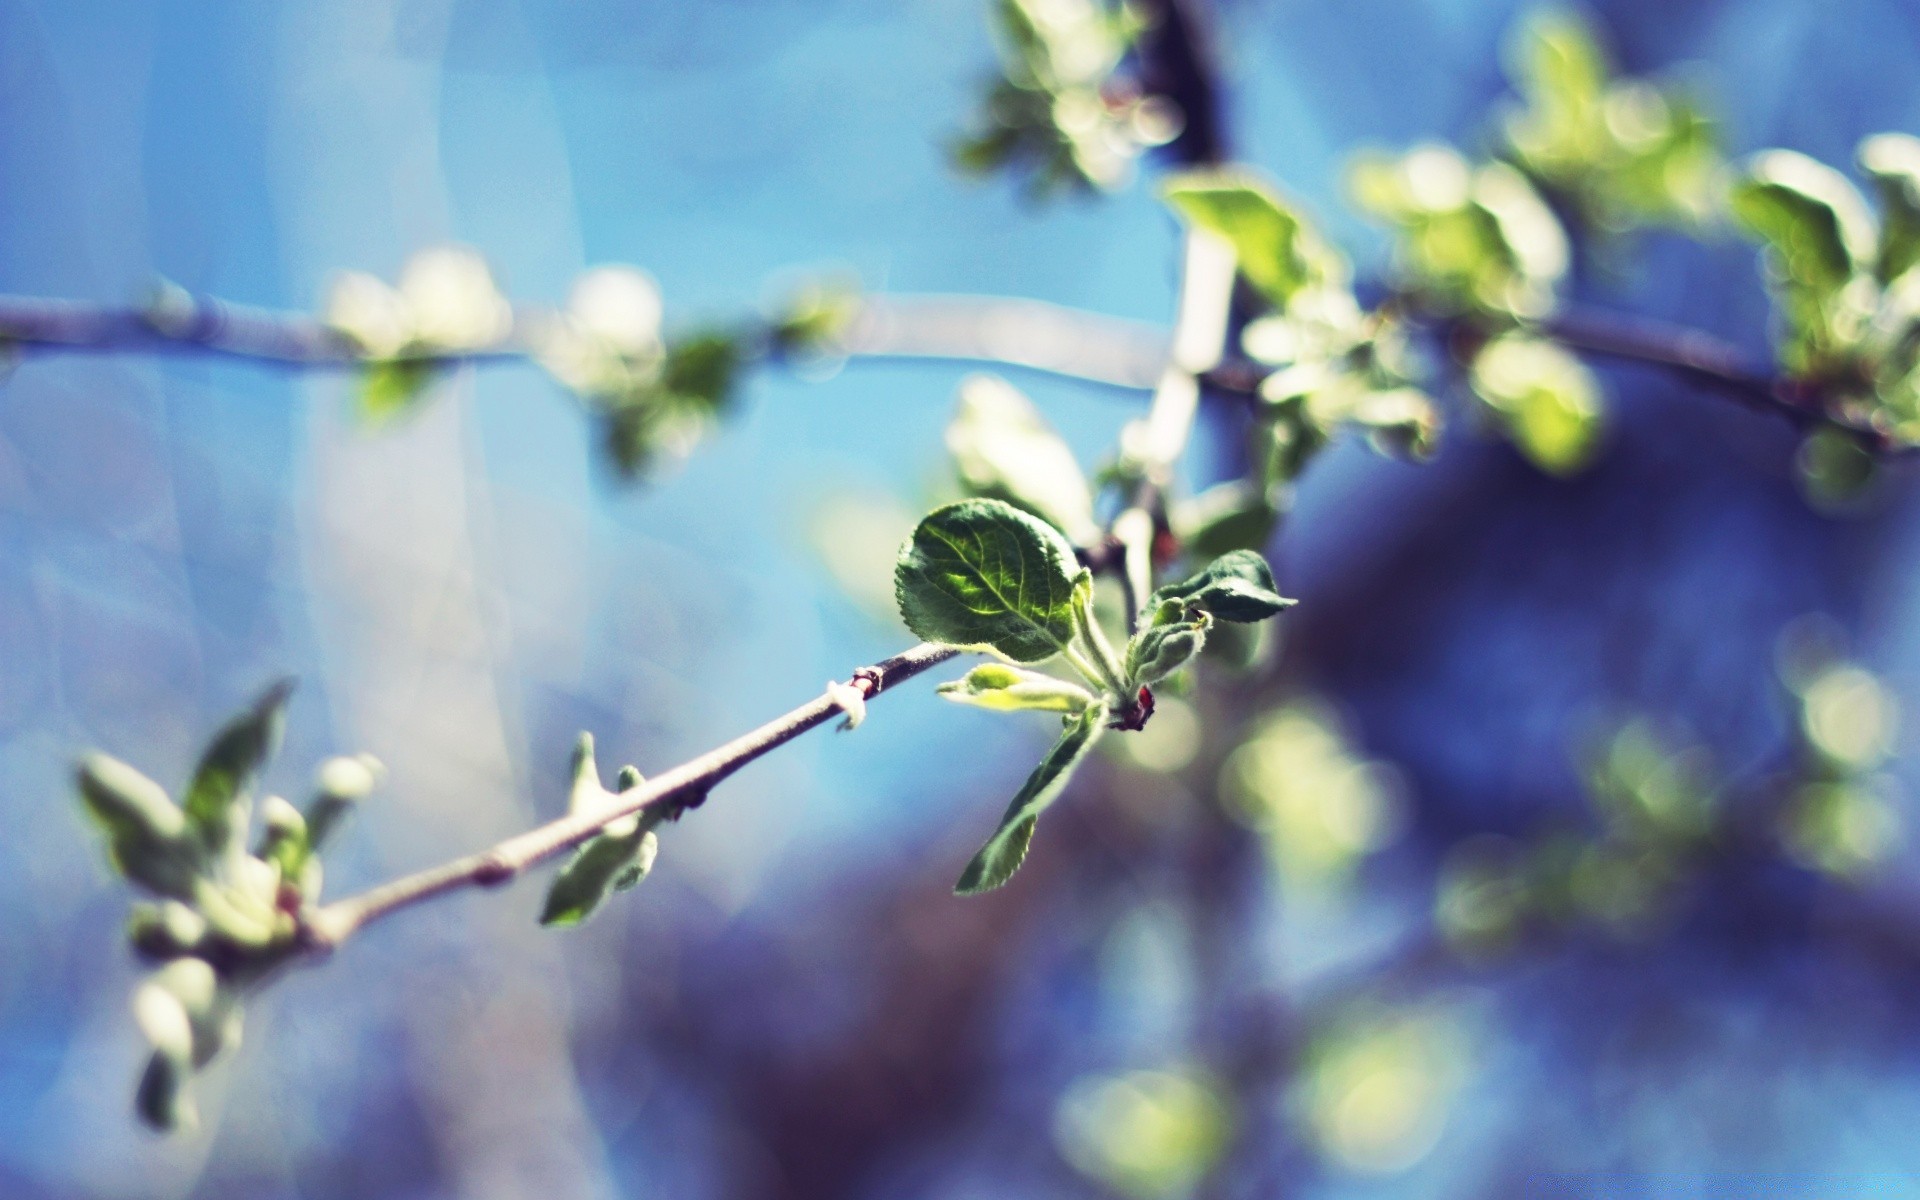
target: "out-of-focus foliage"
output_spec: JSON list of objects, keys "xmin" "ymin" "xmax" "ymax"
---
[
  {"xmin": 76, "ymin": 684, "xmax": 381, "ymax": 1129},
  {"xmin": 1295, "ymin": 1007, "xmax": 1466, "ymax": 1175},
  {"xmin": 1434, "ymin": 626, "xmax": 1904, "ymax": 965},
  {"xmin": 1055, "ymin": 1066, "xmax": 1231, "ymax": 1198},
  {"xmin": 326, "ymin": 246, "xmax": 513, "ymax": 422},
  {"xmin": 946, "ymin": 374, "xmax": 1102, "ymax": 545},
  {"xmin": 955, "ymin": 0, "xmax": 1178, "ymax": 195},
  {"xmin": 1161, "ymin": 171, "xmax": 1439, "ymax": 554},
  {"xmin": 1500, "ymin": 8, "xmax": 1722, "ymax": 233},
  {"xmin": 1350, "ymin": 148, "xmax": 1570, "ymax": 322},
  {"xmin": 1729, "ymin": 135, "xmax": 1920, "ymax": 491},
  {"xmin": 1466, "ymin": 332, "xmax": 1603, "ymax": 475},
  {"xmin": 1219, "ymin": 701, "xmax": 1403, "ymax": 889}
]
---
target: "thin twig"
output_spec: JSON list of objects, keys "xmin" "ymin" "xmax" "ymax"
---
[{"xmin": 303, "ymin": 642, "xmax": 961, "ymax": 948}]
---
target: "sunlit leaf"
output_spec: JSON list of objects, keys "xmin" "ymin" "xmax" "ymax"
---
[
  {"xmin": 947, "ymin": 374, "xmax": 1099, "ymax": 544},
  {"xmin": 1730, "ymin": 151, "xmax": 1876, "ymax": 300},
  {"xmin": 1163, "ymin": 170, "xmax": 1343, "ymax": 308},
  {"xmin": 895, "ymin": 498, "xmax": 1081, "ymax": 662},
  {"xmin": 1859, "ymin": 132, "xmax": 1920, "ymax": 284},
  {"xmin": 937, "ymin": 662, "xmax": 1097, "ymax": 714},
  {"xmin": 77, "ymin": 754, "xmax": 201, "ymax": 901},
  {"xmin": 1468, "ymin": 333, "xmax": 1603, "ymax": 474}
]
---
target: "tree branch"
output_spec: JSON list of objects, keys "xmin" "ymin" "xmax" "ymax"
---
[
  {"xmin": 1535, "ymin": 307, "xmax": 1823, "ymax": 428},
  {"xmin": 0, "ymin": 289, "xmax": 1171, "ymax": 390},
  {"xmin": 303, "ymin": 642, "xmax": 963, "ymax": 949}
]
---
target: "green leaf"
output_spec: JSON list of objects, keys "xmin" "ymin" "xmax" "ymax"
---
[
  {"xmin": 1163, "ymin": 170, "xmax": 1342, "ymax": 308},
  {"xmin": 661, "ymin": 332, "xmax": 742, "ymax": 412},
  {"xmin": 1730, "ymin": 150, "xmax": 1877, "ymax": 298},
  {"xmin": 937, "ymin": 663, "xmax": 1097, "ymax": 714},
  {"xmin": 894, "ymin": 498, "xmax": 1081, "ymax": 662},
  {"xmin": 1349, "ymin": 148, "xmax": 1568, "ymax": 318},
  {"xmin": 1859, "ymin": 133, "xmax": 1920, "ymax": 283},
  {"xmin": 182, "ymin": 680, "xmax": 294, "ymax": 855},
  {"xmin": 1506, "ymin": 7, "xmax": 1606, "ymax": 127},
  {"xmin": 1468, "ymin": 333, "xmax": 1604, "ymax": 475},
  {"xmin": 358, "ymin": 358, "xmax": 440, "ymax": 424},
  {"xmin": 1147, "ymin": 550, "xmax": 1296, "ymax": 623},
  {"xmin": 541, "ymin": 738, "xmax": 660, "ymax": 927},
  {"xmin": 539, "ymin": 815, "xmax": 660, "ymax": 928},
  {"xmin": 947, "ymin": 374, "xmax": 1099, "ymax": 544},
  {"xmin": 77, "ymin": 754, "xmax": 201, "ymax": 900},
  {"xmin": 955, "ymin": 701, "xmax": 1107, "ymax": 894}
]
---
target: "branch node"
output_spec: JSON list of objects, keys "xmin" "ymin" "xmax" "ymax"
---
[{"xmin": 472, "ymin": 853, "xmax": 518, "ymax": 887}]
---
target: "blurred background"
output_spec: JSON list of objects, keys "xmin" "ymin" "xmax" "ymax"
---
[{"xmin": 6, "ymin": 0, "xmax": 1920, "ymax": 1196}]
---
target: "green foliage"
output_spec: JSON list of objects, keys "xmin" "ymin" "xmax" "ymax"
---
[
  {"xmin": 326, "ymin": 245, "xmax": 514, "ymax": 423},
  {"xmin": 540, "ymin": 735, "xmax": 661, "ymax": 928},
  {"xmin": 955, "ymin": 0, "xmax": 1173, "ymax": 195},
  {"xmin": 947, "ymin": 374, "xmax": 1101, "ymax": 544},
  {"xmin": 74, "ymin": 686, "xmax": 383, "ymax": 1129},
  {"xmin": 1795, "ymin": 425, "xmax": 1879, "ymax": 510},
  {"xmin": 1859, "ymin": 133, "xmax": 1920, "ymax": 284},
  {"xmin": 1500, "ymin": 8, "xmax": 1722, "ymax": 232},
  {"xmin": 1054, "ymin": 1066, "xmax": 1232, "ymax": 1199},
  {"xmin": 1780, "ymin": 655, "xmax": 1902, "ymax": 877},
  {"xmin": 597, "ymin": 331, "xmax": 745, "ymax": 480},
  {"xmin": 1726, "ymin": 137, "xmax": 1920, "ymax": 467},
  {"xmin": 955, "ymin": 701, "xmax": 1107, "ymax": 893},
  {"xmin": 1729, "ymin": 149, "xmax": 1878, "ymax": 379},
  {"xmin": 1123, "ymin": 605, "xmax": 1211, "ymax": 687},
  {"xmin": 182, "ymin": 679, "xmax": 293, "ymax": 856},
  {"xmin": 1466, "ymin": 333, "xmax": 1604, "ymax": 474},
  {"xmin": 1163, "ymin": 168, "xmax": 1439, "ymax": 548},
  {"xmin": 1145, "ymin": 549, "xmax": 1296, "ymax": 623},
  {"xmin": 938, "ymin": 662, "xmax": 1098, "ymax": 714},
  {"xmin": 768, "ymin": 276, "xmax": 863, "ymax": 358},
  {"xmin": 895, "ymin": 498, "xmax": 1083, "ymax": 662},
  {"xmin": 1351, "ymin": 147, "xmax": 1569, "ymax": 320},
  {"xmin": 356, "ymin": 358, "xmax": 441, "ymax": 424},
  {"xmin": 1163, "ymin": 170, "xmax": 1345, "ymax": 309},
  {"xmin": 1220, "ymin": 702, "xmax": 1402, "ymax": 889}
]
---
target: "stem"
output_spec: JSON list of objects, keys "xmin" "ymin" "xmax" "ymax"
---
[
  {"xmin": 1062, "ymin": 642, "xmax": 1119, "ymax": 696},
  {"xmin": 1089, "ymin": 230, "xmax": 1240, "ymax": 591},
  {"xmin": 839, "ymin": 295, "xmax": 1168, "ymax": 390},
  {"xmin": 1535, "ymin": 307, "xmax": 1820, "ymax": 427},
  {"xmin": 303, "ymin": 642, "xmax": 961, "ymax": 949},
  {"xmin": 0, "ymin": 290, "xmax": 1170, "ymax": 391}
]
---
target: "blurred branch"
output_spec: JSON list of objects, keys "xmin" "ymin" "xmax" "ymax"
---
[
  {"xmin": 303, "ymin": 642, "xmax": 962, "ymax": 948},
  {"xmin": 1536, "ymin": 307, "xmax": 1824, "ymax": 429},
  {"xmin": 0, "ymin": 292, "xmax": 523, "ymax": 368},
  {"xmin": 0, "ymin": 289, "xmax": 1174, "ymax": 390},
  {"xmin": 840, "ymin": 295, "xmax": 1168, "ymax": 390}
]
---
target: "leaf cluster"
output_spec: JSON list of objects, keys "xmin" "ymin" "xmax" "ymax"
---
[
  {"xmin": 75, "ymin": 683, "xmax": 381, "ymax": 1129},
  {"xmin": 953, "ymin": 0, "xmax": 1176, "ymax": 196}
]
